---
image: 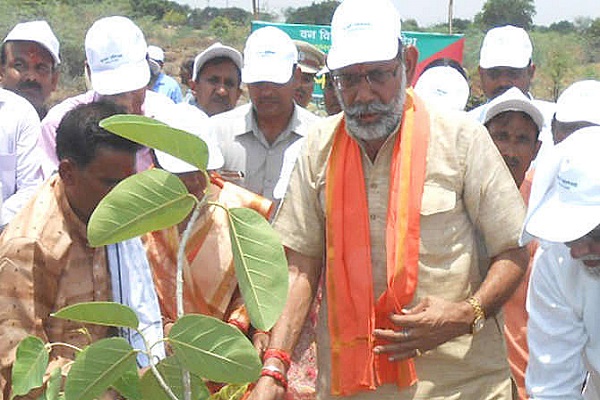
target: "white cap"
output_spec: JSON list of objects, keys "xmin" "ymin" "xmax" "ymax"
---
[
  {"xmin": 147, "ymin": 45, "xmax": 164, "ymax": 63},
  {"xmin": 414, "ymin": 66, "xmax": 470, "ymax": 111},
  {"xmin": 4, "ymin": 20, "xmax": 60, "ymax": 65},
  {"xmin": 192, "ymin": 42, "xmax": 242, "ymax": 81},
  {"xmin": 85, "ymin": 16, "xmax": 150, "ymax": 96},
  {"xmin": 555, "ymin": 80, "xmax": 600, "ymax": 125},
  {"xmin": 153, "ymin": 103, "xmax": 224, "ymax": 172},
  {"xmin": 479, "ymin": 25, "xmax": 532, "ymax": 69},
  {"xmin": 524, "ymin": 127, "xmax": 600, "ymax": 243},
  {"xmin": 483, "ymin": 86, "xmax": 544, "ymax": 131},
  {"xmin": 327, "ymin": 0, "xmax": 401, "ymax": 71},
  {"xmin": 242, "ymin": 27, "xmax": 298, "ymax": 84}
]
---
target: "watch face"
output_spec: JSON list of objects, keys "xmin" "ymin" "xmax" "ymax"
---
[{"xmin": 473, "ymin": 317, "xmax": 485, "ymax": 333}]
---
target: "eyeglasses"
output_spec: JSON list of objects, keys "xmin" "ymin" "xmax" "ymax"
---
[{"xmin": 332, "ymin": 64, "xmax": 400, "ymax": 91}]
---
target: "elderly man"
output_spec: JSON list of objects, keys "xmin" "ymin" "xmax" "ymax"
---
[
  {"xmin": 249, "ymin": 0, "xmax": 529, "ymax": 399},
  {"xmin": 0, "ymin": 101, "xmax": 164, "ymax": 398},
  {"xmin": 482, "ymin": 87, "xmax": 544, "ymax": 400},
  {"xmin": 522, "ymin": 128, "xmax": 600, "ymax": 399},
  {"xmin": 38, "ymin": 16, "xmax": 174, "ymax": 179},
  {"xmin": 0, "ymin": 87, "xmax": 43, "ymax": 227},
  {"xmin": 1, "ymin": 20, "xmax": 60, "ymax": 119},
  {"xmin": 469, "ymin": 25, "xmax": 555, "ymax": 162},
  {"xmin": 189, "ymin": 42, "xmax": 243, "ymax": 116},
  {"xmin": 211, "ymin": 27, "xmax": 320, "ymax": 206}
]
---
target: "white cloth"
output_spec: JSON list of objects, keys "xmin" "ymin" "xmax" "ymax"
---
[
  {"xmin": 0, "ymin": 88, "xmax": 43, "ymax": 225},
  {"xmin": 107, "ymin": 237, "xmax": 166, "ymax": 367},
  {"xmin": 527, "ymin": 244, "xmax": 600, "ymax": 399}
]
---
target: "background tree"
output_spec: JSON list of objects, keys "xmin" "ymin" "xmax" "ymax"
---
[
  {"xmin": 475, "ymin": 0, "xmax": 536, "ymax": 30},
  {"xmin": 285, "ymin": 1, "xmax": 340, "ymax": 25}
]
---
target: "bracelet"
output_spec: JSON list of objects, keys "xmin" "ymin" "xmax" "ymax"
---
[
  {"xmin": 227, "ymin": 318, "xmax": 249, "ymax": 334},
  {"xmin": 261, "ymin": 365, "xmax": 288, "ymax": 390},
  {"xmin": 263, "ymin": 348, "xmax": 291, "ymax": 370}
]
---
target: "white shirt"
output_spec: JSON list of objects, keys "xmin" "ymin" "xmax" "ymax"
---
[
  {"xmin": 0, "ymin": 88, "xmax": 43, "ymax": 225},
  {"xmin": 527, "ymin": 244, "xmax": 600, "ymax": 399}
]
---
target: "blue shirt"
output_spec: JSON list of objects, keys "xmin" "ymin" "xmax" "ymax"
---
[{"xmin": 151, "ymin": 72, "xmax": 183, "ymax": 104}]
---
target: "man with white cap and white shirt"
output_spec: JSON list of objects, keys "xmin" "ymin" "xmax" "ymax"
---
[
  {"xmin": 38, "ymin": 15, "xmax": 175, "ymax": 179},
  {"xmin": 189, "ymin": 42, "xmax": 243, "ymax": 116},
  {"xmin": 250, "ymin": 0, "xmax": 528, "ymax": 399},
  {"xmin": 1, "ymin": 20, "xmax": 60, "ymax": 119},
  {"xmin": 469, "ymin": 25, "xmax": 555, "ymax": 163},
  {"xmin": 211, "ymin": 26, "xmax": 320, "ymax": 206},
  {"xmin": 522, "ymin": 127, "xmax": 600, "ymax": 400}
]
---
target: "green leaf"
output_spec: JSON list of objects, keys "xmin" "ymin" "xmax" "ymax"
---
[
  {"xmin": 11, "ymin": 336, "xmax": 48, "ymax": 399},
  {"xmin": 111, "ymin": 358, "xmax": 142, "ymax": 400},
  {"xmin": 64, "ymin": 337, "xmax": 137, "ymax": 400},
  {"xmin": 45, "ymin": 367, "xmax": 62, "ymax": 400},
  {"xmin": 168, "ymin": 314, "xmax": 261, "ymax": 383},
  {"xmin": 100, "ymin": 114, "xmax": 209, "ymax": 171},
  {"xmin": 209, "ymin": 383, "xmax": 250, "ymax": 400},
  {"xmin": 88, "ymin": 169, "xmax": 196, "ymax": 246},
  {"xmin": 140, "ymin": 356, "xmax": 209, "ymax": 400},
  {"xmin": 227, "ymin": 208, "xmax": 288, "ymax": 331},
  {"xmin": 52, "ymin": 302, "xmax": 139, "ymax": 329}
]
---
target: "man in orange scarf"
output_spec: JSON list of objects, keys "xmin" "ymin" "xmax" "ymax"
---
[{"xmin": 248, "ymin": 0, "xmax": 529, "ymax": 399}]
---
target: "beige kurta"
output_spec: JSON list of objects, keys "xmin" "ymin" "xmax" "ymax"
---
[{"xmin": 273, "ymin": 106, "xmax": 526, "ymax": 399}]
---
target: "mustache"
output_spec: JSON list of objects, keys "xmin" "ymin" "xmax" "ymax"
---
[
  {"xmin": 344, "ymin": 100, "xmax": 398, "ymax": 121},
  {"xmin": 492, "ymin": 86, "xmax": 513, "ymax": 98},
  {"xmin": 503, "ymin": 156, "xmax": 520, "ymax": 169},
  {"xmin": 17, "ymin": 80, "xmax": 43, "ymax": 92}
]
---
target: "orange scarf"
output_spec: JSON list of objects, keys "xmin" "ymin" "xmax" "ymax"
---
[{"xmin": 325, "ymin": 90, "xmax": 430, "ymax": 396}]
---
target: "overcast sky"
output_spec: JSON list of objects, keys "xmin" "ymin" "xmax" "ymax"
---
[{"xmin": 178, "ymin": 0, "xmax": 600, "ymax": 27}]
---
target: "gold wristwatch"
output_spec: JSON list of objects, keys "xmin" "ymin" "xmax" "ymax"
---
[{"xmin": 466, "ymin": 296, "xmax": 485, "ymax": 334}]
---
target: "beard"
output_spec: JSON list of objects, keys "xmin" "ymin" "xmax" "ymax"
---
[{"xmin": 336, "ymin": 66, "xmax": 407, "ymax": 142}]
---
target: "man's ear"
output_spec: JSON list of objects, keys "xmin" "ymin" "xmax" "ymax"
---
[
  {"xmin": 403, "ymin": 45, "xmax": 419, "ymax": 84},
  {"xmin": 58, "ymin": 159, "xmax": 77, "ymax": 186},
  {"xmin": 291, "ymin": 66, "xmax": 302, "ymax": 89},
  {"xmin": 528, "ymin": 63, "xmax": 536, "ymax": 80}
]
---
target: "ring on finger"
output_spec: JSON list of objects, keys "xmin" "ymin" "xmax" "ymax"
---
[
  {"xmin": 401, "ymin": 328, "xmax": 410, "ymax": 339},
  {"xmin": 415, "ymin": 348, "xmax": 422, "ymax": 357}
]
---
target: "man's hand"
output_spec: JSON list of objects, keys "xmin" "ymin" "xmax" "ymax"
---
[
  {"xmin": 373, "ymin": 296, "xmax": 473, "ymax": 361},
  {"xmin": 245, "ymin": 376, "xmax": 286, "ymax": 400}
]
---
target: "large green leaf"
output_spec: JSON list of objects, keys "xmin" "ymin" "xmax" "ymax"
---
[
  {"xmin": 64, "ymin": 337, "xmax": 137, "ymax": 400},
  {"xmin": 44, "ymin": 367, "xmax": 62, "ymax": 400},
  {"xmin": 52, "ymin": 302, "xmax": 139, "ymax": 329},
  {"xmin": 140, "ymin": 356, "xmax": 209, "ymax": 400},
  {"xmin": 227, "ymin": 208, "xmax": 288, "ymax": 331},
  {"xmin": 11, "ymin": 336, "xmax": 48, "ymax": 399},
  {"xmin": 88, "ymin": 168, "xmax": 196, "ymax": 246},
  {"xmin": 100, "ymin": 114, "xmax": 209, "ymax": 171},
  {"xmin": 168, "ymin": 314, "xmax": 261, "ymax": 384},
  {"xmin": 111, "ymin": 358, "xmax": 142, "ymax": 400}
]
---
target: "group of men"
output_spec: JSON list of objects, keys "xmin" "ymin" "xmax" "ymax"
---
[{"xmin": 1, "ymin": 0, "xmax": 599, "ymax": 399}]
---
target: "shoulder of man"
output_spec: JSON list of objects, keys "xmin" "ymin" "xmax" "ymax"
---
[{"xmin": 42, "ymin": 91, "xmax": 96, "ymax": 128}]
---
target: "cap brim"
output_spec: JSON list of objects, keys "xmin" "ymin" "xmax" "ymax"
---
[
  {"xmin": 485, "ymin": 98, "xmax": 544, "ymax": 131},
  {"xmin": 242, "ymin": 60, "xmax": 294, "ymax": 84},
  {"xmin": 91, "ymin": 59, "xmax": 150, "ymax": 95},
  {"xmin": 525, "ymin": 185, "xmax": 600, "ymax": 243}
]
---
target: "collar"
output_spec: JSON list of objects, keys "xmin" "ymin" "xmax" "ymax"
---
[{"xmin": 232, "ymin": 102, "xmax": 313, "ymax": 139}]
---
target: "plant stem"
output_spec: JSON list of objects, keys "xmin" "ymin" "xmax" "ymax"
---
[
  {"xmin": 176, "ymin": 195, "xmax": 206, "ymax": 400},
  {"xmin": 140, "ymin": 329, "xmax": 180, "ymax": 400}
]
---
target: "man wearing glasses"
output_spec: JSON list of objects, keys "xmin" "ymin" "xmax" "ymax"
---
[
  {"xmin": 190, "ymin": 42, "xmax": 243, "ymax": 116},
  {"xmin": 248, "ymin": 0, "xmax": 529, "ymax": 399}
]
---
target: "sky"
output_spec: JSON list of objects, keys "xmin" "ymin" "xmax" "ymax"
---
[{"xmin": 177, "ymin": 0, "xmax": 600, "ymax": 27}]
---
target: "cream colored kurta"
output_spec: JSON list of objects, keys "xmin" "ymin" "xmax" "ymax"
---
[{"xmin": 273, "ymin": 107, "xmax": 526, "ymax": 399}]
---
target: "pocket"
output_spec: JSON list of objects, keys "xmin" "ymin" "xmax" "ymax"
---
[{"xmin": 420, "ymin": 184, "xmax": 456, "ymax": 216}]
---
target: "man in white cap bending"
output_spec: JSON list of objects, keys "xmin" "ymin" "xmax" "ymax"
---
[
  {"xmin": 1, "ymin": 20, "xmax": 60, "ymax": 119},
  {"xmin": 522, "ymin": 127, "xmax": 600, "ymax": 399},
  {"xmin": 250, "ymin": 0, "xmax": 528, "ymax": 399},
  {"xmin": 211, "ymin": 26, "xmax": 320, "ymax": 206},
  {"xmin": 38, "ymin": 16, "xmax": 175, "ymax": 179}
]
